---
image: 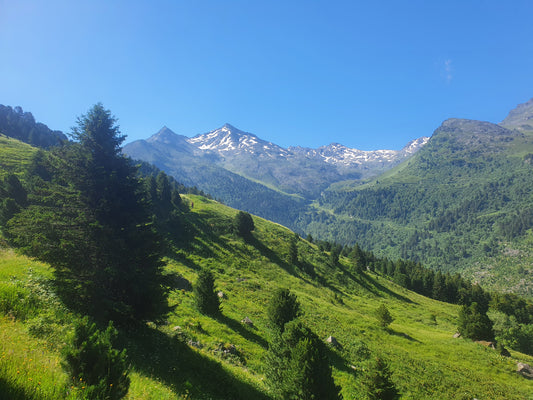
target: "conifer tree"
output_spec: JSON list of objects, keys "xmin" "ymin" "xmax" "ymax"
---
[
  {"xmin": 7, "ymin": 104, "xmax": 168, "ymax": 321},
  {"xmin": 265, "ymin": 320, "xmax": 340, "ymax": 400},
  {"xmin": 457, "ymin": 302, "xmax": 494, "ymax": 340},
  {"xmin": 194, "ymin": 268, "xmax": 220, "ymax": 316},
  {"xmin": 62, "ymin": 317, "xmax": 130, "ymax": 399},
  {"xmin": 234, "ymin": 210, "xmax": 255, "ymax": 236},
  {"xmin": 267, "ymin": 288, "xmax": 301, "ymax": 333},
  {"xmin": 361, "ymin": 357, "xmax": 400, "ymax": 400},
  {"xmin": 376, "ymin": 304, "xmax": 394, "ymax": 328}
]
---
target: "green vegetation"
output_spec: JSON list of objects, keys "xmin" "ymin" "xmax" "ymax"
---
[
  {"xmin": 265, "ymin": 320, "xmax": 341, "ymax": 399},
  {"xmin": 376, "ymin": 304, "xmax": 394, "ymax": 328},
  {"xmin": 62, "ymin": 318, "xmax": 130, "ymax": 399},
  {"xmin": 266, "ymin": 288, "xmax": 301, "ymax": 333},
  {"xmin": 1, "ymin": 106, "xmax": 533, "ymax": 399},
  {"xmin": 234, "ymin": 210, "xmax": 255, "ymax": 237},
  {"xmin": 194, "ymin": 268, "xmax": 221, "ymax": 316},
  {"xmin": 361, "ymin": 357, "xmax": 400, "ymax": 400},
  {"xmin": 303, "ymin": 120, "xmax": 533, "ymax": 297}
]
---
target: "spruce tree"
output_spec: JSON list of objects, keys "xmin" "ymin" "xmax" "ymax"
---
[
  {"xmin": 376, "ymin": 304, "xmax": 394, "ymax": 328},
  {"xmin": 194, "ymin": 268, "xmax": 220, "ymax": 316},
  {"xmin": 62, "ymin": 317, "xmax": 130, "ymax": 399},
  {"xmin": 361, "ymin": 357, "xmax": 400, "ymax": 400},
  {"xmin": 457, "ymin": 302, "xmax": 494, "ymax": 340},
  {"xmin": 265, "ymin": 320, "xmax": 340, "ymax": 400},
  {"xmin": 267, "ymin": 288, "xmax": 301, "ymax": 333},
  {"xmin": 234, "ymin": 211, "xmax": 255, "ymax": 236},
  {"xmin": 7, "ymin": 104, "xmax": 168, "ymax": 321}
]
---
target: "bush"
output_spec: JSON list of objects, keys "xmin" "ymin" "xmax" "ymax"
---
[{"xmin": 62, "ymin": 317, "xmax": 130, "ymax": 400}]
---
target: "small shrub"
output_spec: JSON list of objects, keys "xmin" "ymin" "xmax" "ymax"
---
[
  {"xmin": 62, "ymin": 317, "xmax": 130, "ymax": 400},
  {"xmin": 376, "ymin": 304, "xmax": 393, "ymax": 328}
]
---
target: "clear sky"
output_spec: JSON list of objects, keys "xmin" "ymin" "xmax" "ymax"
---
[{"xmin": 1, "ymin": 1, "xmax": 532, "ymax": 150}]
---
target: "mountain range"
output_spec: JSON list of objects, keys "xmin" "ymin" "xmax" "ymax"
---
[
  {"xmin": 124, "ymin": 123, "xmax": 428, "ymax": 207},
  {"xmin": 124, "ymin": 98, "xmax": 533, "ymax": 297}
]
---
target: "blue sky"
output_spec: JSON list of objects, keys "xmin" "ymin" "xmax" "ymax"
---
[{"xmin": 1, "ymin": 1, "xmax": 532, "ymax": 150}]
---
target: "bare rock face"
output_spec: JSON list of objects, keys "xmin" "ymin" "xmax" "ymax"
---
[{"xmin": 500, "ymin": 98, "xmax": 533, "ymax": 132}]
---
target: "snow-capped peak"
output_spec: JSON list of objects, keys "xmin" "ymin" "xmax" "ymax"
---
[{"xmin": 188, "ymin": 124, "xmax": 290, "ymax": 157}]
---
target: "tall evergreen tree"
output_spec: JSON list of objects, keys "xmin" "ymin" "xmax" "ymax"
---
[{"xmin": 7, "ymin": 104, "xmax": 168, "ymax": 321}]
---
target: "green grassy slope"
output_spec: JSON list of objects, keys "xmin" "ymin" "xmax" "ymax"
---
[
  {"xmin": 2, "ymin": 193, "xmax": 532, "ymax": 399},
  {"xmin": 0, "ymin": 134, "xmax": 37, "ymax": 179}
]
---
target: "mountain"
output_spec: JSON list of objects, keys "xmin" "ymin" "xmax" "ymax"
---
[
  {"xmin": 1, "ymin": 106, "xmax": 533, "ymax": 399},
  {"xmin": 307, "ymin": 105, "xmax": 533, "ymax": 296},
  {"xmin": 123, "ymin": 124, "xmax": 427, "ymax": 222},
  {"xmin": 500, "ymin": 97, "xmax": 533, "ymax": 132},
  {"xmin": 189, "ymin": 123, "xmax": 290, "ymax": 157},
  {"xmin": 0, "ymin": 104, "xmax": 67, "ymax": 148}
]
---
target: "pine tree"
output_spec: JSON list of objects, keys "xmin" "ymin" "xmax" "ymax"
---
[
  {"xmin": 376, "ymin": 304, "xmax": 394, "ymax": 328},
  {"xmin": 265, "ymin": 320, "xmax": 341, "ymax": 400},
  {"xmin": 62, "ymin": 317, "xmax": 130, "ymax": 399},
  {"xmin": 234, "ymin": 210, "xmax": 255, "ymax": 236},
  {"xmin": 457, "ymin": 302, "xmax": 494, "ymax": 340},
  {"xmin": 7, "ymin": 104, "xmax": 168, "ymax": 321},
  {"xmin": 361, "ymin": 357, "xmax": 400, "ymax": 400},
  {"xmin": 194, "ymin": 268, "xmax": 220, "ymax": 316},
  {"xmin": 267, "ymin": 288, "xmax": 301, "ymax": 333},
  {"xmin": 288, "ymin": 233, "xmax": 299, "ymax": 265}
]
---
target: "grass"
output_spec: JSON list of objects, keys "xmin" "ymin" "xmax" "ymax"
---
[
  {"xmin": 0, "ymin": 135, "xmax": 37, "ymax": 179},
  {"xmin": 1, "ymin": 195, "xmax": 533, "ymax": 399}
]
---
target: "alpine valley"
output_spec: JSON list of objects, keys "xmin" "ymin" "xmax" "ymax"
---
[
  {"xmin": 1, "ymin": 101, "xmax": 533, "ymax": 399},
  {"xmin": 125, "ymin": 99, "xmax": 533, "ymax": 297}
]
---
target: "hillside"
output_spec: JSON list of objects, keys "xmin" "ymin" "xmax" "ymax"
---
[
  {"xmin": 305, "ymin": 101, "xmax": 533, "ymax": 297},
  {"xmin": 1, "ymin": 107, "xmax": 533, "ymax": 399},
  {"xmin": 1, "ymin": 190, "xmax": 533, "ymax": 399}
]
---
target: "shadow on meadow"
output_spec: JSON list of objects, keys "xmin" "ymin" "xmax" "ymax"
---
[
  {"xmin": 117, "ymin": 324, "xmax": 270, "ymax": 400},
  {"xmin": 215, "ymin": 313, "xmax": 269, "ymax": 349}
]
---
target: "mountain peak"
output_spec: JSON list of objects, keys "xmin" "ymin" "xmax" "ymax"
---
[{"xmin": 500, "ymin": 98, "xmax": 533, "ymax": 131}]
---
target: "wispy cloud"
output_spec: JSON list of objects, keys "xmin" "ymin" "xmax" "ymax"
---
[{"xmin": 443, "ymin": 59, "xmax": 453, "ymax": 84}]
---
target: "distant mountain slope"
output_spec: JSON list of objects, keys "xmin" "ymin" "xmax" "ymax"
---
[
  {"xmin": 0, "ymin": 104, "xmax": 67, "ymax": 148},
  {"xmin": 500, "ymin": 97, "xmax": 533, "ymax": 132},
  {"xmin": 123, "ymin": 124, "xmax": 427, "ymax": 225},
  {"xmin": 307, "ymin": 105, "xmax": 533, "ymax": 296}
]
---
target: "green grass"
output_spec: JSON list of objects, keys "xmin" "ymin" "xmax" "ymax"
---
[
  {"xmin": 0, "ymin": 135, "xmax": 37, "ymax": 179},
  {"xmin": 1, "ymin": 195, "xmax": 533, "ymax": 399}
]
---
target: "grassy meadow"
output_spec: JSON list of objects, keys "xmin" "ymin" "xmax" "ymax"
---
[{"xmin": 1, "ymin": 193, "xmax": 532, "ymax": 399}]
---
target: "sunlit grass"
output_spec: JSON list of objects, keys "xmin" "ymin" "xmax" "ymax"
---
[{"xmin": 0, "ymin": 196, "xmax": 532, "ymax": 398}]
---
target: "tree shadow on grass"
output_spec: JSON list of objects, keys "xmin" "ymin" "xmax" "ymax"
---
[
  {"xmin": 117, "ymin": 324, "xmax": 269, "ymax": 400},
  {"xmin": 359, "ymin": 273, "xmax": 416, "ymax": 304},
  {"xmin": 215, "ymin": 313, "xmax": 269, "ymax": 349},
  {"xmin": 386, "ymin": 328, "xmax": 422, "ymax": 343},
  {"xmin": 245, "ymin": 235, "xmax": 298, "ymax": 277}
]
